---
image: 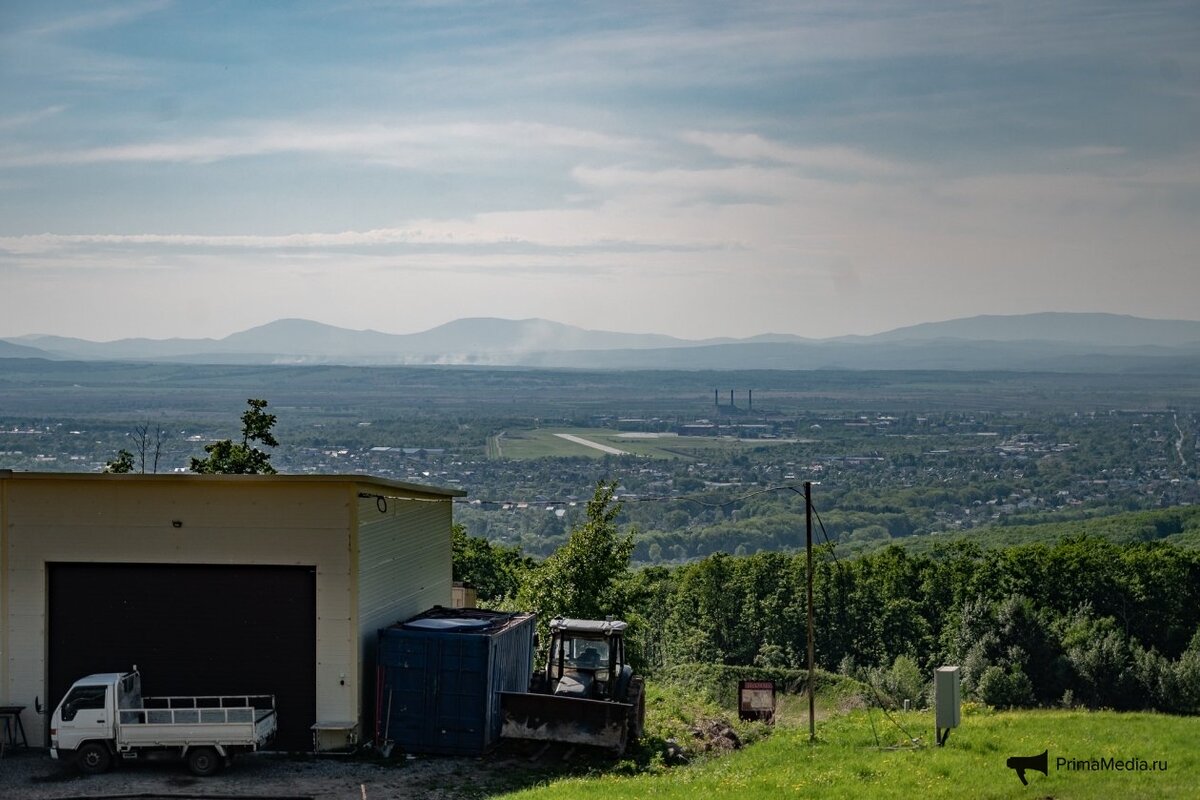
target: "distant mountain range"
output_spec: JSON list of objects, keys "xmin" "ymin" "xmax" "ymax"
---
[{"xmin": 5, "ymin": 313, "xmax": 1200, "ymax": 372}]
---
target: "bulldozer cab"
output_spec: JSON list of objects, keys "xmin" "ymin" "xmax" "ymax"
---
[
  {"xmin": 500, "ymin": 615, "xmax": 645, "ymax": 753},
  {"xmin": 544, "ymin": 617, "xmax": 631, "ymax": 701},
  {"xmin": 553, "ymin": 634, "xmax": 610, "ymax": 670}
]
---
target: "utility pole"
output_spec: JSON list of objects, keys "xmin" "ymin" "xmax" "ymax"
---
[{"xmin": 805, "ymin": 480, "xmax": 815, "ymax": 741}]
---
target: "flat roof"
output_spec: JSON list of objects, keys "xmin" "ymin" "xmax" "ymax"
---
[{"xmin": 0, "ymin": 470, "xmax": 466, "ymax": 499}]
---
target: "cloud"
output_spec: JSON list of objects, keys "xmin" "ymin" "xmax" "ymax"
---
[
  {"xmin": 682, "ymin": 131, "xmax": 908, "ymax": 176},
  {"xmin": 1069, "ymin": 145, "xmax": 1128, "ymax": 159},
  {"xmin": 0, "ymin": 106, "xmax": 67, "ymax": 130},
  {"xmin": 0, "ymin": 221, "xmax": 705, "ymax": 257},
  {"xmin": 0, "ymin": 120, "xmax": 645, "ymax": 169},
  {"xmin": 0, "ymin": 228, "xmax": 516, "ymax": 255},
  {"xmin": 570, "ymin": 164, "xmax": 810, "ymax": 201},
  {"xmin": 2, "ymin": 1, "xmax": 1197, "ymax": 341},
  {"xmin": 24, "ymin": 0, "xmax": 171, "ymax": 37}
]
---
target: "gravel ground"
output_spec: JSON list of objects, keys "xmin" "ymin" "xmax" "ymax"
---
[{"xmin": 0, "ymin": 748, "xmax": 541, "ymax": 800}]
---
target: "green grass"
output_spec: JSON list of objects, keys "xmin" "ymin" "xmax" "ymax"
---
[{"xmin": 493, "ymin": 707, "xmax": 1198, "ymax": 799}]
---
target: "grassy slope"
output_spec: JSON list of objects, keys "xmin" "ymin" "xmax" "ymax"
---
[{"xmin": 496, "ymin": 708, "xmax": 1197, "ymax": 799}]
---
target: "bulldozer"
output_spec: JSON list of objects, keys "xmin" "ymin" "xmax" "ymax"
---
[{"xmin": 500, "ymin": 616, "xmax": 645, "ymax": 753}]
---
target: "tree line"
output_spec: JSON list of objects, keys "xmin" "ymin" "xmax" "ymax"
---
[{"xmin": 456, "ymin": 484, "xmax": 1200, "ymax": 713}]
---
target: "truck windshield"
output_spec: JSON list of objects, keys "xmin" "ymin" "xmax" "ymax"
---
[{"xmin": 61, "ymin": 685, "xmax": 107, "ymax": 721}]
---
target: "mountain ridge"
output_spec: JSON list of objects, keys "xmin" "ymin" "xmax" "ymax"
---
[{"xmin": 6, "ymin": 312, "xmax": 1200, "ymax": 371}]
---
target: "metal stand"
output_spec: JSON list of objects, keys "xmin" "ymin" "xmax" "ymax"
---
[{"xmin": 0, "ymin": 706, "xmax": 29, "ymax": 752}]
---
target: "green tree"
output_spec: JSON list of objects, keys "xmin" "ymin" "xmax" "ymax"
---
[
  {"xmin": 516, "ymin": 481, "xmax": 635, "ymax": 625},
  {"xmin": 190, "ymin": 398, "xmax": 279, "ymax": 475},
  {"xmin": 104, "ymin": 449, "xmax": 135, "ymax": 473},
  {"xmin": 977, "ymin": 664, "xmax": 1035, "ymax": 708},
  {"xmin": 451, "ymin": 524, "xmax": 531, "ymax": 603},
  {"xmin": 665, "ymin": 553, "xmax": 740, "ymax": 664}
]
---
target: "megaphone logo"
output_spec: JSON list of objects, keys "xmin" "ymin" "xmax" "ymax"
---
[{"xmin": 1006, "ymin": 749, "xmax": 1049, "ymax": 785}]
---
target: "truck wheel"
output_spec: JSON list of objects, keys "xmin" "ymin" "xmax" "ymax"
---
[
  {"xmin": 187, "ymin": 746, "xmax": 223, "ymax": 777},
  {"xmin": 76, "ymin": 742, "xmax": 113, "ymax": 775}
]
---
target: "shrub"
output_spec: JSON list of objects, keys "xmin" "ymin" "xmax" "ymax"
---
[
  {"xmin": 978, "ymin": 665, "xmax": 1035, "ymax": 708},
  {"xmin": 1174, "ymin": 644, "xmax": 1200, "ymax": 713},
  {"xmin": 884, "ymin": 655, "xmax": 928, "ymax": 708}
]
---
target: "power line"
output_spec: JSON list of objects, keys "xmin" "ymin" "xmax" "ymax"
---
[{"xmin": 803, "ymin": 490, "xmax": 919, "ymax": 747}]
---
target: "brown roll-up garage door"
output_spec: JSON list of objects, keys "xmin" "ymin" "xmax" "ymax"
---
[{"xmin": 48, "ymin": 563, "xmax": 316, "ymax": 751}]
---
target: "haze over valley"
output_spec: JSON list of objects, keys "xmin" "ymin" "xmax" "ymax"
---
[{"xmin": 6, "ymin": 311, "xmax": 1200, "ymax": 372}]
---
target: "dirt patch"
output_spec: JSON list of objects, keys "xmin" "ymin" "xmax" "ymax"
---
[
  {"xmin": 0, "ymin": 748, "xmax": 567, "ymax": 800},
  {"xmin": 688, "ymin": 719, "xmax": 743, "ymax": 753}
]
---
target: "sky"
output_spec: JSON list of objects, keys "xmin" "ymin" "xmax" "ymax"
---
[{"xmin": 1, "ymin": 1, "xmax": 1199, "ymax": 342}]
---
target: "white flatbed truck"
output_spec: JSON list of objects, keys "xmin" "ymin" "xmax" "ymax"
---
[{"xmin": 49, "ymin": 669, "xmax": 277, "ymax": 776}]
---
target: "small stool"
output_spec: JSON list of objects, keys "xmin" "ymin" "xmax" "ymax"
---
[{"xmin": 0, "ymin": 705, "xmax": 29, "ymax": 751}]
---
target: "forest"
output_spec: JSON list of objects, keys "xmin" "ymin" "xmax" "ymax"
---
[{"xmin": 456, "ymin": 484, "xmax": 1200, "ymax": 715}]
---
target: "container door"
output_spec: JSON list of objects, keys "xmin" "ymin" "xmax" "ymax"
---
[
  {"xmin": 381, "ymin": 635, "xmax": 433, "ymax": 751},
  {"xmin": 425, "ymin": 636, "xmax": 486, "ymax": 753},
  {"xmin": 380, "ymin": 631, "xmax": 488, "ymax": 755}
]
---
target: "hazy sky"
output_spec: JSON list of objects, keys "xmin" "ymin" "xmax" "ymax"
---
[{"xmin": 2, "ymin": 1, "xmax": 1198, "ymax": 341}]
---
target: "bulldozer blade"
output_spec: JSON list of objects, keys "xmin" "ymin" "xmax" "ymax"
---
[{"xmin": 500, "ymin": 692, "xmax": 631, "ymax": 753}]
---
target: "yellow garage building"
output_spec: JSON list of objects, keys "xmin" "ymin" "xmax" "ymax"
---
[{"xmin": 0, "ymin": 470, "xmax": 463, "ymax": 751}]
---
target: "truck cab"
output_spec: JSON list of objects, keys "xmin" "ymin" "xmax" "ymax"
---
[{"xmin": 51, "ymin": 671, "xmax": 138, "ymax": 767}]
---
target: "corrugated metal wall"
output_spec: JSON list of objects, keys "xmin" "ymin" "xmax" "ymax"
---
[
  {"xmin": 355, "ymin": 492, "xmax": 453, "ymax": 735},
  {"xmin": 487, "ymin": 615, "xmax": 536, "ymax": 736}
]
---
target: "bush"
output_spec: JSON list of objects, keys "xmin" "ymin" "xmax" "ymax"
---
[
  {"xmin": 978, "ymin": 665, "xmax": 1035, "ymax": 708},
  {"xmin": 884, "ymin": 655, "xmax": 928, "ymax": 708},
  {"xmin": 1174, "ymin": 645, "xmax": 1200, "ymax": 713}
]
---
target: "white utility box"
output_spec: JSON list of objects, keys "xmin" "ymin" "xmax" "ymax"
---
[{"xmin": 934, "ymin": 666, "xmax": 961, "ymax": 745}]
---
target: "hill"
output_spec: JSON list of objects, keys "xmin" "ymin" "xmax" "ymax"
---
[
  {"xmin": 5, "ymin": 312, "xmax": 1200, "ymax": 371},
  {"xmin": 856, "ymin": 312, "xmax": 1200, "ymax": 347},
  {"xmin": 0, "ymin": 339, "xmax": 54, "ymax": 359}
]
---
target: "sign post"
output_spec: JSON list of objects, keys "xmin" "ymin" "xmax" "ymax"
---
[{"xmin": 738, "ymin": 680, "xmax": 776, "ymax": 723}]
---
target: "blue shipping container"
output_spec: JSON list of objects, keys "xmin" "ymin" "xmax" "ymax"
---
[{"xmin": 377, "ymin": 607, "xmax": 535, "ymax": 756}]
